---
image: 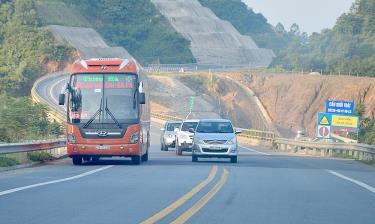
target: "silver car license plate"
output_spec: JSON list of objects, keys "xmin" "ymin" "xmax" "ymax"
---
[{"xmin": 209, "ymin": 145, "xmax": 222, "ymax": 150}]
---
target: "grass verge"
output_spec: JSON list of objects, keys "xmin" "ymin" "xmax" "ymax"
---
[
  {"xmin": 0, "ymin": 157, "xmax": 20, "ymax": 167},
  {"xmin": 27, "ymin": 151, "xmax": 54, "ymax": 162}
]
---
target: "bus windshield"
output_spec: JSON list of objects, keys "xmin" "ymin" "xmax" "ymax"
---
[{"xmin": 68, "ymin": 73, "xmax": 138, "ymax": 126}]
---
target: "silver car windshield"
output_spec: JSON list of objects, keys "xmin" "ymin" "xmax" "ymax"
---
[{"xmin": 196, "ymin": 122, "xmax": 234, "ymax": 133}]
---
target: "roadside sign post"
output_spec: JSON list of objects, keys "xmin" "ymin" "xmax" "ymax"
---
[
  {"xmin": 186, "ymin": 96, "xmax": 195, "ymax": 119},
  {"xmin": 316, "ymin": 99, "xmax": 359, "ymax": 140},
  {"xmin": 317, "ymin": 113, "xmax": 332, "ymax": 139},
  {"xmin": 189, "ymin": 96, "xmax": 195, "ymax": 110}
]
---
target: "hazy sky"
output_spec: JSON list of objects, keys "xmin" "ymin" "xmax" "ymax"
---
[{"xmin": 243, "ymin": 0, "xmax": 355, "ymax": 34}]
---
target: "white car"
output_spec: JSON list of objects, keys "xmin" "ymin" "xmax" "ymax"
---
[
  {"xmin": 175, "ymin": 119, "xmax": 199, "ymax": 155},
  {"xmin": 160, "ymin": 121, "xmax": 182, "ymax": 151}
]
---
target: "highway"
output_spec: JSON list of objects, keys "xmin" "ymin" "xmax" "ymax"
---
[
  {"xmin": 0, "ymin": 74, "xmax": 374, "ymax": 224},
  {"xmin": 1, "ymin": 121, "xmax": 375, "ymax": 223}
]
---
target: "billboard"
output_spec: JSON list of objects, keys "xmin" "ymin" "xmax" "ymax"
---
[
  {"xmin": 331, "ymin": 115, "xmax": 359, "ymax": 129},
  {"xmin": 326, "ymin": 100, "xmax": 354, "ymax": 115}
]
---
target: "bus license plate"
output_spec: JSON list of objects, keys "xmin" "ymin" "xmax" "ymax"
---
[{"xmin": 96, "ymin": 145, "xmax": 110, "ymax": 150}]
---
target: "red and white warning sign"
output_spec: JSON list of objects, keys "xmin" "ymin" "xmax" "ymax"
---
[{"xmin": 317, "ymin": 125, "xmax": 331, "ymax": 139}]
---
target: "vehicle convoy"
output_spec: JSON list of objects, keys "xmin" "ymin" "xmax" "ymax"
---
[
  {"xmin": 191, "ymin": 119, "xmax": 241, "ymax": 163},
  {"xmin": 175, "ymin": 119, "xmax": 199, "ymax": 155},
  {"xmin": 160, "ymin": 121, "xmax": 182, "ymax": 151},
  {"xmin": 59, "ymin": 58, "xmax": 150, "ymax": 165}
]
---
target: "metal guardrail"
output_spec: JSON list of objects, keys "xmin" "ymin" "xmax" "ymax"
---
[
  {"xmin": 28, "ymin": 75, "xmax": 375, "ymax": 161},
  {"xmin": 274, "ymin": 138, "xmax": 375, "ymax": 160},
  {"xmin": 150, "ymin": 112, "xmax": 276, "ymax": 141},
  {"xmin": 144, "ymin": 63, "xmax": 262, "ymax": 73},
  {"xmin": 150, "ymin": 112, "xmax": 183, "ymax": 121},
  {"xmin": 0, "ymin": 139, "xmax": 66, "ymax": 154}
]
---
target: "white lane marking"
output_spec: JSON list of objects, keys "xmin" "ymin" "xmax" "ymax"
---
[
  {"xmin": 239, "ymin": 145, "xmax": 270, "ymax": 155},
  {"xmin": 0, "ymin": 165, "xmax": 114, "ymax": 197},
  {"xmin": 327, "ymin": 170, "xmax": 375, "ymax": 194}
]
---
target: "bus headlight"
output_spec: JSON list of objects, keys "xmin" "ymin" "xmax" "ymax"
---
[
  {"xmin": 130, "ymin": 132, "xmax": 139, "ymax": 144},
  {"xmin": 67, "ymin": 134, "xmax": 76, "ymax": 144}
]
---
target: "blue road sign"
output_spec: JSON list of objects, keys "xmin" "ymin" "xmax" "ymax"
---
[{"xmin": 326, "ymin": 100, "xmax": 354, "ymax": 115}]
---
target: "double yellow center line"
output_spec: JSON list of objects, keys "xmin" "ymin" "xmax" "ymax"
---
[{"xmin": 142, "ymin": 166, "xmax": 229, "ymax": 224}]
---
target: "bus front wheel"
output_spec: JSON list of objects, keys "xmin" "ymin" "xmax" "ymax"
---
[
  {"xmin": 142, "ymin": 150, "xmax": 149, "ymax": 162},
  {"xmin": 72, "ymin": 156, "xmax": 82, "ymax": 165},
  {"xmin": 132, "ymin": 155, "xmax": 141, "ymax": 165}
]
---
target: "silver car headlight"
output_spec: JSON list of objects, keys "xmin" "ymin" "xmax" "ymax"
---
[
  {"xmin": 194, "ymin": 137, "xmax": 205, "ymax": 144},
  {"xmin": 226, "ymin": 137, "xmax": 236, "ymax": 145}
]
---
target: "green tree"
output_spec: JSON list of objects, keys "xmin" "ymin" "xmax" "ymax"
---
[
  {"xmin": 60, "ymin": 0, "xmax": 195, "ymax": 64},
  {"xmin": 275, "ymin": 0, "xmax": 375, "ymax": 76}
]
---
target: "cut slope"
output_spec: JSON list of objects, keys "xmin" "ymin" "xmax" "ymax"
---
[
  {"xmin": 149, "ymin": 73, "xmax": 275, "ymax": 131},
  {"xmin": 151, "ymin": 0, "xmax": 275, "ymax": 66},
  {"xmin": 149, "ymin": 75, "xmax": 221, "ymax": 119},
  {"xmin": 48, "ymin": 25, "xmax": 133, "ymax": 59}
]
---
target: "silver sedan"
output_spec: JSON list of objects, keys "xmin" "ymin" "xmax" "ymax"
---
[{"xmin": 191, "ymin": 119, "xmax": 241, "ymax": 163}]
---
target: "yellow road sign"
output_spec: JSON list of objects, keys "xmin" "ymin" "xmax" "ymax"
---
[
  {"xmin": 332, "ymin": 115, "xmax": 358, "ymax": 128},
  {"xmin": 319, "ymin": 115, "xmax": 330, "ymax": 125}
]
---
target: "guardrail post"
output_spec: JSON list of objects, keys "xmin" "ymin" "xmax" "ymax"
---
[
  {"xmin": 304, "ymin": 147, "xmax": 309, "ymax": 155},
  {"xmin": 353, "ymin": 151, "xmax": 359, "ymax": 159},
  {"xmin": 358, "ymin": 151, "xmax": 364, "ymax": 160},
  {"xmin": 328, "ymin": 149, "xmax": 333, "ymax": 157},
  {"xmin": 313, "ymin": 148, "xmax": 318, "ymax": 156}
]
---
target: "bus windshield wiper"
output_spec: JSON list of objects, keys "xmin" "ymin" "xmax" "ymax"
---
[
  {"xmin": 83, "ymin": 98, "xmax": 103, "ymax": 129},
  {"xmin": 105, "ymin": 97, "xmax": 122, "ymax": 129},
  {"xmin": 133, "ymin": 89, "xmax": 137, "ymax": 109}
]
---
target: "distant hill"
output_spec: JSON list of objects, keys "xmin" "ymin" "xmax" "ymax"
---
[
  {"xmin": 198, "ymin": 0, "xmax": 291, "ymax": 53},
  {"xmin": 35, "ymin": 0, "xmax": 196, "ymax": 65},
  {"xmin": 274, "ymin": 0, "xmax": 375, "ymax": 76}
]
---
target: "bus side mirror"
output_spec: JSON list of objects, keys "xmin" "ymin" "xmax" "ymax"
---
[
  {"xmin": 59, "ymin": 94, "xmax": 65, "ymax": 105},
  {"xmin": 139, "ymin": 92, "xmax": 146, "ymax": 104}
]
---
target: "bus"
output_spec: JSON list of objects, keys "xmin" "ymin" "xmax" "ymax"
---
[{"xmin": 58, "ymin": 58, "xmax": 150, "ymax": 165}]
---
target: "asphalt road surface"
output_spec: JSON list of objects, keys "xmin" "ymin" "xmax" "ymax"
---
[
  {"xmin": 1, "ymin": 74, "xmax": 373, "ymax": 223},
  {"xmin": 1, "ymin": 122, "xmax": 375, "ymax": 224}
]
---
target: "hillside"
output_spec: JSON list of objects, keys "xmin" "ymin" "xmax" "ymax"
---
[
  {"xmin": 0, "ymin": 0, "xmax": 73, "ymax": 142},
  {"xmin": 275, "ymin": 0, "xmax": 375, "ymax": 76},
  {"xmin": 151, "ymin": 0, "xmax": 274, "ymax": 66},
  {"xmin": 35, "ymin": 0, "xmax": 195, "ymax": 65},
  {"xmin": 232, "ymin": 72, "xmax": 375, "ymax": 138},
  {"xmin": 0, "ymin": 0, "xmax": 74, "ymax": 96}
]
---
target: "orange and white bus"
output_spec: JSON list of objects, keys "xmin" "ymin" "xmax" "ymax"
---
[{"xmin": 59, "ymin": 58, "xmax": 150, "ymax": 165}]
